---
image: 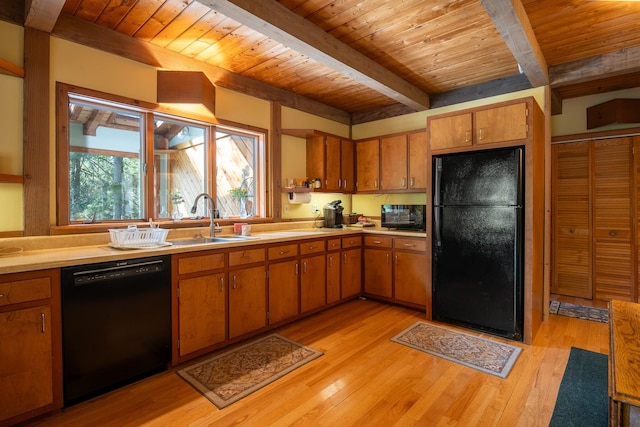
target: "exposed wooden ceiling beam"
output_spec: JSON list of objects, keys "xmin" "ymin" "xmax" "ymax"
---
[
  {"xmin": 24, "ymin": 0, "xmax": 65, "ymax": 32},
  {"xmin": 479, "ymin": 0, "xmax": 549, "ymax": 87},
  {"xmin": 199, "ymin": 0, "xmax": 430, "ymax": 111},
  {"xmin": 549, "ymin": 46, "xmax": 640, "ymax": 87},
  {"xmin": 52, "ymin": 13, "xmax": 351, "ymax": 125}
]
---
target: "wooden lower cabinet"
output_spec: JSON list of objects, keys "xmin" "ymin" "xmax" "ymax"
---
[
  {"xmin": 394, "ymin": 251, "xmax": 427, "ymax": 307},
  {"xmin": 363, "ymin": 235, "xmax": 427, "ymax": 309},
  {"xmin": 326, "ymin": 247, "xmax": 341, "ymax": 304},
  {"xmin": 341, "ymin": 248, "xmax": 362, "ymax": 298},
  {"xmin": 0, "ymin": 269, "xmax": 62, "ymax": 426},
  {"xmin": 229, "ymin": 265, "xmax": 267, "ymax": 339},
  {"xmin": 174, "ymin": 251, "xmax": 226, "ymax": 362},
  {"xmin": 364, "ymin": 248, "xmax": 392, "ymax": 297},
  {"xmin": 268, "ymin": 259, "xmax": 300, "ymax": 324},
  {"xmin": 301, "ymin": 254, "xmax": 326, "ymax": 313},
  {"xmin": 177, "ymin": 273, "xmax": 226, "ymax": 357}
]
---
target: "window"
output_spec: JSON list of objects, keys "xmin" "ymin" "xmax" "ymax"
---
[
  {"xmin": 57, "ymin": 83, "xmax": 267, "ymax": 227},
  {"xmin": 67, "ymin": 96, "xmax": 145, "ymax": 222}
]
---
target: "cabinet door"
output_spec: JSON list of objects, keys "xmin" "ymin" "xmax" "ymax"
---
[
  {"xmin": 356, "ymin": 139, "xmax": 380, "ymax": 191},
  {"xmin": 326, "ymin": 252, "xmax": 341, "ymax": 304},
  {"xmin": 268, "ymin": 260, "xmax": 300, "ymax": 324},
  {"xmin": 341, "ymin": 139, "xmax": 355, "ymax": 192},
  {"xmin": 551, "ymin": 142, "xmax": 592, "ymax": 298},
  {"xmin": 364, "ymin": 248, "xmax": 392, "ymax": 297},
  {"xmin": 306, "ymin": 135, "xmax": 325, "ymax": 186},
  {"xmin": 301, "ymin": 255, "xmax": 326, "ymax": 313},
  {"xmin": 593, "ymin": 138, "xmax": 634, "ymax": 301},
  {"xmin": 229, "ymin": 266, "xmax": 267, "ymax": 339},
  {"xmin": 325, "ymin": 136, "xmax": 342, "ymax": 191},
  {"xmin": 475, "ymin": 103, "xmax": 528, "ymax": 145},
  {"xmin": 380, "ymin": 135, "xmax": 408, "ymax": 190},
  {"xmin": 428, "ymin": 113, "xmax": 472, "ymax": 150},
  {"xmin": 394, "ymin": 252, "xmax": 427, "ymax": 306},
  {"xmin": 178, "ymin": 273, "xmax": 226, "ymax": 356},
  {"xmin": 408, "ymin": 131, "xmax": 427, "ymax": 189},
  {"xmin": 341, "ymin": 248, "xmax": 362, "ymax": 298},
  {"xmin": 0, "ymin": 305, "xmax": 53, "ymax": 422}
]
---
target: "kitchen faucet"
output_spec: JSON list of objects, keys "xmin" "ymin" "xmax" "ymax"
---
[{"xmin": 190, "ymin": 193, "xmax": 217, "ymax": 240}]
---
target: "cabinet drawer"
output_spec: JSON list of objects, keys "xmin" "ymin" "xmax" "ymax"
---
[
  {"xmin": 364, "ymin": 235, "xmax": 393, "ymax": 248},
  {"xmin": 177, "ymin": 252, "xmax": 225, "ymax": 275},
  {"xmin": 327, "ymin": 238, "xmax": 341, "ymax": 251},
  {"xmin": 0, "ymin": 277, "xmax": 51, "ymax": 306},
  {"xmin": 229, "ymin": 248, "xmax": 266, "ymax": 266},
  {"xmin": 300, "ymin": 240, "xmax": 325, "ymax": 255},
  {"xmin": 394, "ymin": 237, "xmax": 427, "ymax": 252},
  {"xmin": 342, "ymin": 236, "xmax": 362, "ymax": 249},
  {"xmin": 268, "ymin": 244, "xmax": 299, "ymax": 260}
]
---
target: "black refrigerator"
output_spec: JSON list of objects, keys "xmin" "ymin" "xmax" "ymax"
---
[{"xmin": 432, "ymin": 147, "xmax": 524, "ymax": 341}]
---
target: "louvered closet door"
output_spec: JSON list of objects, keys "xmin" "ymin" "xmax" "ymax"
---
[
  {"xmin": 593, "ymin": 138, "xmax": 635, "ymax": 301},
  {"xmin": 551, "ymin": 142, "xmax": 592, "ymax": 298}
]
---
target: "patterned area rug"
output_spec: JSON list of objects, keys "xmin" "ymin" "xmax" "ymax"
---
[
  {"xmin": 391, "ymin": 322, "xmax": 522, "ymax": 378},
  {"xmin": 177, "ymin": 334, "xmax": 322, "ymax": 409},
  {"xmin": 549, "ymin": 300, "xmax": 609, "ymax": 323}
]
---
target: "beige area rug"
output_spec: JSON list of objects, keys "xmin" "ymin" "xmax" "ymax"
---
[
  {"xmin": 177, "ymin": 334, "xmax": 322, "ymax": 409},
  {"xmin": 391, "ymin": 322, "xmax": 522, "ymax": 378}
]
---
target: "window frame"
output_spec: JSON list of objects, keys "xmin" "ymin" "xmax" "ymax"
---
[{"xmin": 55, "ymin": 82, "xmax": 270, "ymax": 230}]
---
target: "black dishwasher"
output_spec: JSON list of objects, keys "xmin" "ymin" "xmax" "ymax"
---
[{"xmin": 61, "ymin": 255, "xmax": 171, "ymax": 406}]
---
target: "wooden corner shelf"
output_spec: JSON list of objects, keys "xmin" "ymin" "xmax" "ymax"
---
[
  {"xmin": 0, "ymin": 58, "xmax": 25, "ymax": 78},
  {"xmin": 282, "ymin": 187, "xmax": 314, "ymax": 193},
  {"xmin": 0, "ymin": 174, "xmax": 24, "ymax": 184}
]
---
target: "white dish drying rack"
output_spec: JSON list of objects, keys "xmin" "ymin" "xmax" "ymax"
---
[{"xmin": 109, "ymin": 225, "xmax": 171, "ymax": 249}]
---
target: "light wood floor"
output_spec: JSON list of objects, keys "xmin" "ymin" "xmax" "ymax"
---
[{"xmin": 27, "ymin": 299, "xmax": 609, "ymax": 427}]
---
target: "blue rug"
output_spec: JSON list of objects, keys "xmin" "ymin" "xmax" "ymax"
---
[{"xmin": 549, "ymin": 347, "xmax": 608, "ymax": 426}]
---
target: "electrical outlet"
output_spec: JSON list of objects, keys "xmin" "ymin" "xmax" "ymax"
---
[
  {"xmin": 283, "ymin": 205, "xmax": 289, "ymax": 214},
  {"xmin": 312, "ymin": 204, "xmax": 319, "ymax": 214}
]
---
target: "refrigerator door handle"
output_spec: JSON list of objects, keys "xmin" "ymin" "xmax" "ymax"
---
[
  {"xmin": 434, "ymin": 206, "xmax": 442, "ymax": 249},
  {"xmin": 433, "ymin": 158, "xmax": 442, "ymax": 207}
]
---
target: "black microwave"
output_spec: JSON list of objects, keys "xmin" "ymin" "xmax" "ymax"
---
[{"xmin": 381, "ymin": 204, "xmax": 426, "ymax": 231}]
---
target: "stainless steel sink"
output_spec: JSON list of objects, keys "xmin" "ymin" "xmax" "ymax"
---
[{"xmin": 169, "ymin": 235, "xmax": 258, "ymax": 246}]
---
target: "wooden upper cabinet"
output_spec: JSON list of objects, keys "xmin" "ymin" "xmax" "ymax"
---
[
  {"xmin": 325, "ymin": 136, "xmax": 342, "ymax": 191},
  {"xmin": 341, "ymin": 139, "xmax": 355, "ymax": 192},
  {"xmin": 306, "ymin": 135, "xmax": 325, "ymax": 186},
  {"xmin": 356, "ymin": 139, "xmax": 380, "ymax": 191},
  {"xmin": 428, "ymin": 101, "xmax": 529, "ymax": 151},
  {"xmin": 428, "ymin": 112, "xmax": 472, "ymax": 150},
  {"xmin": 551, "ymin": 142, "xmax": 592, "ymax": 299},
  {"xmin": 474, "ymin": 103, "xmax": 528, "ymax": 145},
  {"xmin": 408, "ymin": 131, "xmax": 427, "ymax": 189},
  {"xmin": 380, "ymin": 135, "xmax": 408, "ymax": 190}
]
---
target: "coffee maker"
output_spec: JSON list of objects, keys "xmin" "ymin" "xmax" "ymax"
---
[{"xmin": 323, "ymin": 200, "xmax": 344, "ymax": 228}]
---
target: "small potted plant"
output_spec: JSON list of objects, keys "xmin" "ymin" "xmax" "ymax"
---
[
  {"xmin": 230, "ymin": 187, "xmax": 248, "ymax": 217},
  {"xmin": 170, "ymin": 192, "xmax": 185, "ymax": 220}
]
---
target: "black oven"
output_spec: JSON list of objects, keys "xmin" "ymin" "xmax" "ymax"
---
[{"xmin": 381, "ymin": 204, "xmax": 426, "ymax": 231}]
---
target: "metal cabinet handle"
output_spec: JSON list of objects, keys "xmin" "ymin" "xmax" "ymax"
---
[
  {"xmin": 373, "ymin": 240, "xmax": 382, "ymax": 244},
  {"xmin": 343, "ymin": 179, "xmax": 347, "ymax": 189},
  {"xmin": 386, "ymin": 254, "xmax": 390, "ymax": 264},
  {"xmin": 220, "ymin": 277, "xmax": 224, "ymax": 292},
  {"xmin": 0, "ymin": 293, "xmax": 4, "ymax": 298},
  {"xmin": 479, "ymin": 128, "xmax": 485, "ymax": 140},
  {"xmin": 410, "ymin": 177, "xmax": 415, "ymax": 188},
  {"xmin": 374, "ymin": 179, "xmax": 378, "ymax": 189},
  {"xmin": 309, "ymin": 245, "xmax": 315, "ymax": 250},
  {"xmin": 329, "ymin": 256, "xmax": 333, "ymax": 267},
  {"xmin": 233, "ymin": 275, "xmax": 237, "ymax": 289},
  {"xmin": 395, "ymin": 255, "xmax": 399, "ymax": 265},
  {"xmin": 279, "ymin": 250, "xmax": 289, "ymax": 255},
  {"xmin": 465, "ymin": 130, "xmax": 471, "ymax": 143},
  {"xmin": 295, "ymin": 263, "xmax": 299, "ymax": 275},
  {"xmin": 41, "ymin": 313, "xmax": 46, "ymax": 333},
  {"xmin": 402, "ymin": 177, "xmax": 406, "ymax": 187},
  {"xmin": 303, "ymin": 261, "xmax": 307, "ymax": 274},
  {"xmin": 343, "ymin": 254, "xmax": 347, "ymax": 264},
  {"xmin": 338, "ymin": 178, "xmax": 342, "ymax": 188},
  {"xmin": 403, "ymin": 243, "xmax": 416, "ymax": 247}
]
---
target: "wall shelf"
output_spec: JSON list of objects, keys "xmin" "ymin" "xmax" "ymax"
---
[
  {"xmin": 0, "ymin": 174, "xmax": 24, "ymax": 184},
  {"xmin": 282, "ymin": 187, "xmax": 314, "ymax": 193},
  {"xmin": 0, "ymin": 58, "xmax": 25, "ymax": 78}
]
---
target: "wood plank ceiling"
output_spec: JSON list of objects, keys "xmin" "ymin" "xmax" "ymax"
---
[{"xmin": 13, "ymin": 0, "xmax": 640, "ymax": 124}]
